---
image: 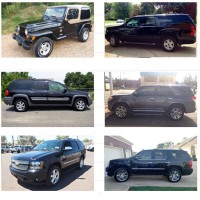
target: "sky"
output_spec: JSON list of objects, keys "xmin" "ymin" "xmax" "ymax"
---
[
  {"xmin": 118, "ymin": 133, "xmax": 196, "ymax": 152},
  {"xmin": 105, "ymin": 72, "xmax": 196, "ymax": 83},
  {"xmin": 29, "ymin": 71, "xmax": 89, "ymax": 84}
]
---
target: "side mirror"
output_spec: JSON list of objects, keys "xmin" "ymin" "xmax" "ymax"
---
[
  {"xmin": 62, "ymin": 88, "xmax": 67, "ymax": 93},
  {"xmin": 134, "ymin": 156, "xmax": 139, "ymax": 160},
  {"xmin": 133, "ymin": 91, "xmax": 139, "ymax": 96},
  {"xmin": 67, "ymin": 14, "xmax": 72, "ymax": 20},
  {"xmin": 64, "ymin": 146, "xmax": 72, "ymax": 151}
]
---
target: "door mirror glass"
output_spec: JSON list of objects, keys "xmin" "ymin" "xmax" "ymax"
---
[
  {"xmin": 64, "ymin": 146, "xmax": 72, "ymax": 151},
  {"xmin": 67, "ymin": 14, "xmax": 72, "ymax": 20}
]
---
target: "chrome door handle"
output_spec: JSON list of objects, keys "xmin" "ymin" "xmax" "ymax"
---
[
  {"xmin": 168, "ymin": 98, "xmax": 173, "ymax": 100},
  {"xmin": 147, "ymin": 162, "xmax": 153, "ymax": 164},
  {"xmin": 149, "ymin": 98, "xmax": 154, "ymax": 100},
  {"xmin": 165, "ymin": 162, "xmax": 170, "ymax": 164}
]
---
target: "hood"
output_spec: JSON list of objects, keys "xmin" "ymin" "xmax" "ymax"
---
[
  {"xmin": 11, "ymin": 150, "xmax": 57, "ymax": 161},
  {"xmin": 69, "ymin": 90, "xmax": 89, "ymax": 96},
  {"xmin": 19, "ymin": 19, "xmax": 62, "ymax": 32},
  {"xmin": 112, "ymin": 93, "xmax": 132, "ymax": 98},
  {"xmin": 109, "ymin": 158, "xmax": 131, "ymax": 165},
  {"xmin": 106, "ymin": 24, "xmax": 124, "ymax": 30}
]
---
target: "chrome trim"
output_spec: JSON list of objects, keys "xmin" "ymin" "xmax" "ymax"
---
[
  {"xmin": 31, "ymin": 97, "xmax": 48, "ymax": 101},
  {"xmin": 132, "ymin": 168, "xmax": 165, "ymax": 170},
  {"xmin": 63, "ymin": 158, "xmax": 79, "ymax": 165},
  {"xmin": 48, "ymin": 97, "xmax": 70, "ymax": 101}
]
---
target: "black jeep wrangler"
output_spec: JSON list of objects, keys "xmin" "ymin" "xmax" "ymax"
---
[
  {"xmin": 4, "ymin": 79, "xmax": 92, "ymax": 112},
  {"xmin": 13, "ymin": 5, "xmax": 92, "ymax": 57},
  {"xmin": 105, "ymin": 14, "xmax": 196, "ymax": 52},
  {"xmin": 10, "ymin": 138, "xmax": 86, "ymax": 186}
]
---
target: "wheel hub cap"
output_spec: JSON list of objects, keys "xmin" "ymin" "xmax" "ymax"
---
[
  {"xmin": 39, "ymin": 42, "xmax": 51, "ymax": 56},
  {"xmin": 110, "ymin": 37, "xmax": 115, "ymax": 45},
  {"xmin": 83, "ymin": 31, "xmax": 89, "ymax": 40},
  {"xmin": 116, "ymin": 170, "xmax": 128, "ymax": 181},
  {"xmin": 115, "ymin": 106, "xmax": 127, "ymax": 117},
  {"xmin": 50, "ymin": 169, "xmax": 59, "ymax": 184},
  {"xmin": 16, "ymin": 101, "xmax": 25, "ymax": 111},
  {"xmin": 169, "ymin": 170, "xmax": 180, "ymax": 182},
  {"xmin": 164, "ymin": 39, "xmax": 174, "ymax": 50},
  {"xmin": 171, "ymin": 108, "xmax": 182, "ymax": 119},
  {"xmin": 76, "ymin": 100, "xmax": 85, "ymax": 110}
]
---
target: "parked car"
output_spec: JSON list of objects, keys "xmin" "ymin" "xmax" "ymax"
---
[
  {"xmin": 105, "ymin": 14, "xmax": 196, "ymax": 52},
  {"xmin": 108, "ymin": 84, "xmax": 196, "ymax": 120},
  {"xmin": 10, "ymin": 138, "xmax": 86, "ymax": 186},
  {"xmin": 106, "ymin": 149, "xmax": 193, "ymax": 183},
  {"xmin": 116, "ymin": 19, "xmax": 125, "ymax": 23},
  {"xmin": 4, "ymin": 79, "xmax": 93, "ymax": 112},
  {"xmin": 13, "ymin": 5, "xmax": 92, "ymax": 57},
  {"xmin": 1, "ymin": 146, "xmax": 10, "ymax": 153},
  {"xmin": 11, "ymin": 145, "xmax": 23, "ymax": 153},
  {"xmin": 24, "ymin": 145, "xmax": 33, "ymax": 151},
  {"xmin": 86, "ymin": 145, "xmax": 94, "ymax": 152}
]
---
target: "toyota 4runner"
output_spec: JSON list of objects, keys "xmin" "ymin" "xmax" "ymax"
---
[
  {"xmin": 4, "ymin": 79, "xmax": 92, "ymax": 112},
  {"xmin": 106, "ymin": 149, "xmax": 193, "ymax": 183},
  {"xmin": 10, "ymin": 138, "xmax": 86, "ymax": 186},
  {"xmin": 105, "ymin": 14, "xmax": 196, "ymax": 52},
  {"xmin": 13, "ymin": 5, "xmax": 92, "ymax": 57},
  {"xmin": 108, "ymin": 84, "xmax": 196, "ymax": 120}
]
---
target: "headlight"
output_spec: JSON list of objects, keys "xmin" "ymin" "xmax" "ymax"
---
[
  {"xmin": 25, "ymin": 29, "xmax": 28, "ymax": 35},
  {"xmin": 29, "ymin": 161, "xmax": 44, "ymax": 170}
]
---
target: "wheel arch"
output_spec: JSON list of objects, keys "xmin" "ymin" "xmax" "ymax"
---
[
  {"xmin": 72, "ymin": 95, "xmax": 89, "ymax": 106},
  {"xmin": 168, "ymin": 103, "xmax": 186, "ymax": 113},
  {"xmin": 12, "ymin": 95, "xmax": 31, "ymax": 106}
]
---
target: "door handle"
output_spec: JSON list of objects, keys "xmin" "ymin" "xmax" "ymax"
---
[
  {"xmin": 149, "ymin": 98, "xmax": 154, "ymax": 100},
  {"xmin": 165, "ymin": 162, "xmax": 170, "ymax": 164},
  {"xmin": 147, "ymin": 162, "xmax": 153, "ymax": 164},
  {"xmin": 168, "ymin": 98, "xmax": 173, "ymax": 100}
]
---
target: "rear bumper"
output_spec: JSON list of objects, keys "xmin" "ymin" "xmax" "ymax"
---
[
  {"xmin": 182, "ymin": 168, "xmax": 193, "ymax": 176},
  {"xmin": 13, "ymin": 33, "xmax": 32, "ymax": 50},
  {"xmin": 88, "ymin": 98, "xmax": 93, "ymax": 106},
  {"xmin": 178, "ymin": 36, "xmax": 196, "ymax": 45},
  {"xmin": 10, "ymin": 166, "xmax": 47, "ymax": 184},
  {"xmin": 4, "ymin": 97, "xmax": 13, "ymax": 105}
]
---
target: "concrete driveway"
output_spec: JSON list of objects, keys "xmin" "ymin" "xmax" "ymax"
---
[
  {"xmin": 105, "ymin": 40, "xmax": 196, "ymax": 58},
  {"xmin": 1, "ymin": 151, "xmax": 94, "ymax": 191},
  {"xmin": 1, "ymin": 103, "xmax": 94, "ymax": 127},
  {"xmin": 105, "ymin": 161, "xmax": 197, "ymax": 191}
]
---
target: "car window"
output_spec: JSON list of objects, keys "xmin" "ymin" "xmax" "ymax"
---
[
  {"xmin": 77, "ymin": 141, "xmax": 85, "ymax": 150},
  {"xmin": 48, "ymin": 82, "xmax": 65, "ymax": 91},
  {"xmin": 81, "ymin": 7, "xmax": 90, "ymax": 19},
  {"xmin": 154, "ymin": 151, "xmax": 167, "ymax": 159},
  {"xmin": 33, "ymin": 82, "xmax": 48, "ymax": 90},
  {"xmin": 63, "ymin": 141, "xmax": 72, "ymax": 150},
  {"xmin": 137, "ymin": 86, "xmax": 155, "ymax": 96},
  {"xmin": 127, "ymin": 17, "xmax": 141, "ymax": 27},
  {"xmin": 168, "ymin": 151, "xmax": 190, "ymax": 160},
  {"xmin": 155, "ymin": 86, "xmax": 173, "ymax": 96},
  {"xmin": 141, "ymin": 17, "xmax": 156, "ymax": 26},
  {"xmin": 70, "ymin": 141, "xmax": 79, "ymax": 150},
  {"xmin": 11, "ymin": 81, "xmax": 32, "ymax": 90},
  {"xmin": 171, "ymin": 86, "xmax": 194, "ymax": 96},
  {"xmin": 136, "ymin": 150, "xmax": 152, "ymax": 160},
  {"xmin": 44, "ymin": 7, "xmax": 65, "ymax": 19},
  {"xmin": 68, "ymin": 9, "xmax": 79, "ymax": 19}
]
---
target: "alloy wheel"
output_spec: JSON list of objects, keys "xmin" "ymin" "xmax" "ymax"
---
[
  {"xmin": 39, "ymin": 42, "xmax": 51, "ymax": 56},
  {"xmin": 16, "ymin": 101, "xmax": 26, "ymax": 111},
  {"xmin": 76, "ymin": 100, "xmax": 86, "ymax": 110},
  {"xmin": 50, "ymin": 169, "xmax": 60, "ymax": 184},
  {"xmin": 170, "ymin": 108, "xmax": 183, "ymax": 120},
  {"xmin": 83, "ymin": 31, "xmax": 89, "ymax": 40},
  {"xmin": 116, "ymin": 169, "xmax": 129, "ymax": 182},
  {"xmin": 115, "ymin": 105, "xmax": 127, "ymax": 118},
  {"xmin": 169, "ymin": 170, "xmax": 181, "ymax": 182},
  {"xmin": 164, "ymin": 39, "xmax": 175, "ymax": 51}
]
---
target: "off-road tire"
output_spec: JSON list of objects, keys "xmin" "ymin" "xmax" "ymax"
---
[
  {"xmin": 14, "ymin": 99, "xmax": 28, "ymax": 112},
  {"xmin": 78, "ymin": 28, "xmax": 90, "ymax": 42}
]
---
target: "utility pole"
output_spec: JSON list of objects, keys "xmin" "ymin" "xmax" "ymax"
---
[{"xmin": 109, "ymin": 72, "xmax": 113, "ymax": 96}]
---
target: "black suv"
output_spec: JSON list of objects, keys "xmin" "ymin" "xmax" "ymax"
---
[
  {"xmin": 4, "ymin": 79, "xmax": 92, "ymax": 112},
  {"xmin": 108, "ymin": 85, "xmax": 196, "ymax": 120},
  {"xmin": 10, "ymin": 138, "xmax": 86, "ymax": 186},
  {"xmin": 106, "ymin": 149, "xmax": 193, "ymax": 183},
  {"xmin": 13, "ymin": 5, "xmax": 92, "ymax": 57},
  {"xmin": 105, "ymin": 14, "xmax": 196, "ymax": 52}
]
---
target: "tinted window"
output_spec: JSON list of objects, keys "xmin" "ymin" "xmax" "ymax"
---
[
  {"xmin": 154, "ymin": 151, "xmax": 167, "ymax": 159},
  {"xmin": 137, "ymin": 86, "xmax": 155, "ymax": 96},
  {"xmin": 168, "ymin": 150, "xmax": 190, "ymax": 160},
  {"xmin": 68, "ymin": 9, "xmax": 79, "ymax": 19},
  {"xmin": 141, "ymin": 17, "xmax": 156, "ymax": 26},
  {"xmin": 70, "ymin": 141, "xmax": 79, "ymax": 150},
  {"xmin": 63, "ymin": 141, "xmax": 72, "ymax": 149},
  {"xmin": 48, "ymin": 82, "xmax": 65, "ymax": 91},
  {"xmin": 11, "ymin": 81, "xmax": 32, "ymax": 90},
  {"xmin": 81, "ymin": 8, "xmax": 90, "ymax": 19},
  {"xmin": 136, "ymin": 150, "xmax": 152, "ymax": 160},
  {"xmin": 77, "ymin": 141, "xmax": 85, "ymax": 150},
  {"xmin": 127, "ymin": 17, "xmax": 141, "ymax": 27},
  {"xmin": 155, "ymin": 86, "xmax": 173, "ymax": 96},
  {"xmin": 171, "ymin": 86, "xmax": 193, "ymax": 96},
  {"xmin": 33, "ymin": 82, "xmax": 48, "ymax": 90}
]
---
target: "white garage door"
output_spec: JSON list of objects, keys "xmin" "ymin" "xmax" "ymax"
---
[{"xmin": 104, "ymin": 146, "xmax": 124, "ymax": 175}]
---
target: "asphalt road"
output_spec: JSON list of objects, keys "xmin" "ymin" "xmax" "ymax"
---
[
  {"xmin": 105, "ymin": 111, "xmax": 197, "ymax": 127},
  {"xmin": 1, "ymin": 33, "xmax": 94, "ymax": 57},
  {"xmin": 1, "ymin": 151, "xmax": 94, "ymax": 191},
  {"xmin": 105, "ymin": 161, "xmax": 197, "ymax": 191},
  {"xmin": 105, "ymin": 40, "xmax": 196, "ymax": 57},
  {"xmin": 1, "ymin": 103, "xmax": 94, "ymax": 127}
]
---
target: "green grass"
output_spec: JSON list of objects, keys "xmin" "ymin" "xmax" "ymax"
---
[
  {"xmin": 2, "ymin": 5, "xmax": 46, "ymax": 34},
  {"xmin": 128, "ymin": 186, "xmax": 197, "ymax": 191},
  {"xmin": 105, "ymin": 20, "xmax": 116, "ymax": 24}
]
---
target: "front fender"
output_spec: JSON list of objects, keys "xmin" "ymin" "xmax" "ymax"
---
[
  {"xmin": 29, "ymin": 30, "xmax": 54, "ymax": 38},
  {"xmin": 78, "ymin": 23, "xmax": 92, "ymax": 35}
]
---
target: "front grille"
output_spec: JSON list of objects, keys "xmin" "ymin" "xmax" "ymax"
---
[
  {"xmin": 19, "ymin": 26, "xmax": 25, "ymax": 37},
  {"xmin": 11, "ymin": 160, "xmax": 29, "ymax": 171}
]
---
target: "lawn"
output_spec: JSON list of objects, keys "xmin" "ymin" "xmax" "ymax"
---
[{"xmin": 128, "ymin": 186, "xmax": 197, "ymax": 191}]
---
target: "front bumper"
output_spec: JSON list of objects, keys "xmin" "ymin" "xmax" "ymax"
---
[
  {"xmin": 4, "ymin": 97, "xmax": 13, "ymax": 105},
  {"xmin": 10, "ymin": 165, "xmax": 47, "ymax": 184},
  {"xmin": 88, "ymin": 97, "xmax": 93, "ymax": 106},
  {"xmin": 13, "ymin": 33, "xmax": 32, "ymax": 50},
  {"xmin": 106, "ymin": 166, "xmax": 115, "ymax": 177}
]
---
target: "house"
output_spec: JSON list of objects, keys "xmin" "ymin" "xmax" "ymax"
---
[
  {"xmin": 104, "ymin": 136, "xmax": 133, "ymax": 174},
  {"xmin": 172, "ymin": 136, "xmax": 197, "ymax": 160},
  {"xmin": 140, "ymin": 72, "xmax": 176, "ymax": 86}
]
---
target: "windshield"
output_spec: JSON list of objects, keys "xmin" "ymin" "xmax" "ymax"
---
[
  {"xmin": 34, "ymin": 140, "xmax": 62, "ymax": 152},
  {"xmin": 43, "ymin": 7, "xmax": 66, "ymax": 20}
]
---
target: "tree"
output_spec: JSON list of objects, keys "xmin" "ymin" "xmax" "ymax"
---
[
  {"xmin": 1, "ymin": 72, "xmax": 31, "ymax": 98},
  {"xmin": 140, "ymin": 3, "xmax": 155, "ymax": 15},
  {"xmin": 56, "ymin": 135, "xmax": 69, "ymax": 140},
  {"xmin": 82, "ymin": 138, "xmax": 92, "ymax": 143},
  {"xmin": 113, "ymin": 2, "xmax": 132, "ymax": 19},
  {"xmin": 17, "ymin": 135, "xmax": 37, "ymax": 145},
  {"xmin": 154, "ymin": 3, "xmax": 190, "ymax": 13},
  {"xmin": 36, "ymin": 139, "xmax": 44, "ymax": 145},
  {"xmin": 1, "ymin": 136, "xmax": 7, "ymax": 143},
  {"xmin": 182, "ymin": 74, "xmax": 197, "ymax": 91},
  {"xmin": 157, "ymin": 141, "xmax": 174, "ymax": 149},
  {"xmin": 130, "ymin": 4, "xmax": 141, "ymax": 17}
]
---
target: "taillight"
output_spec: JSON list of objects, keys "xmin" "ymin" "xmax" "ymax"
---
[
  {"xmin": 192, "ymin": 95, "xmax": 196, "ymax": 100},
  {"xmin": 190, "ymin": 25, "xmax": 195, "ymax": 37},
  {"xmin": 5, "ymin": 90, "xmax": 9, "ymax": 96},
  {"xmin": 189, "ymin": 160, "xmax": 193, "ymax": 168}
]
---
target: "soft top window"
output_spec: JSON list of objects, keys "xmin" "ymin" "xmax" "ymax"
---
[{"xmin": 81, "ymin": 7, "xmax": 91, "ymax": 19}]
